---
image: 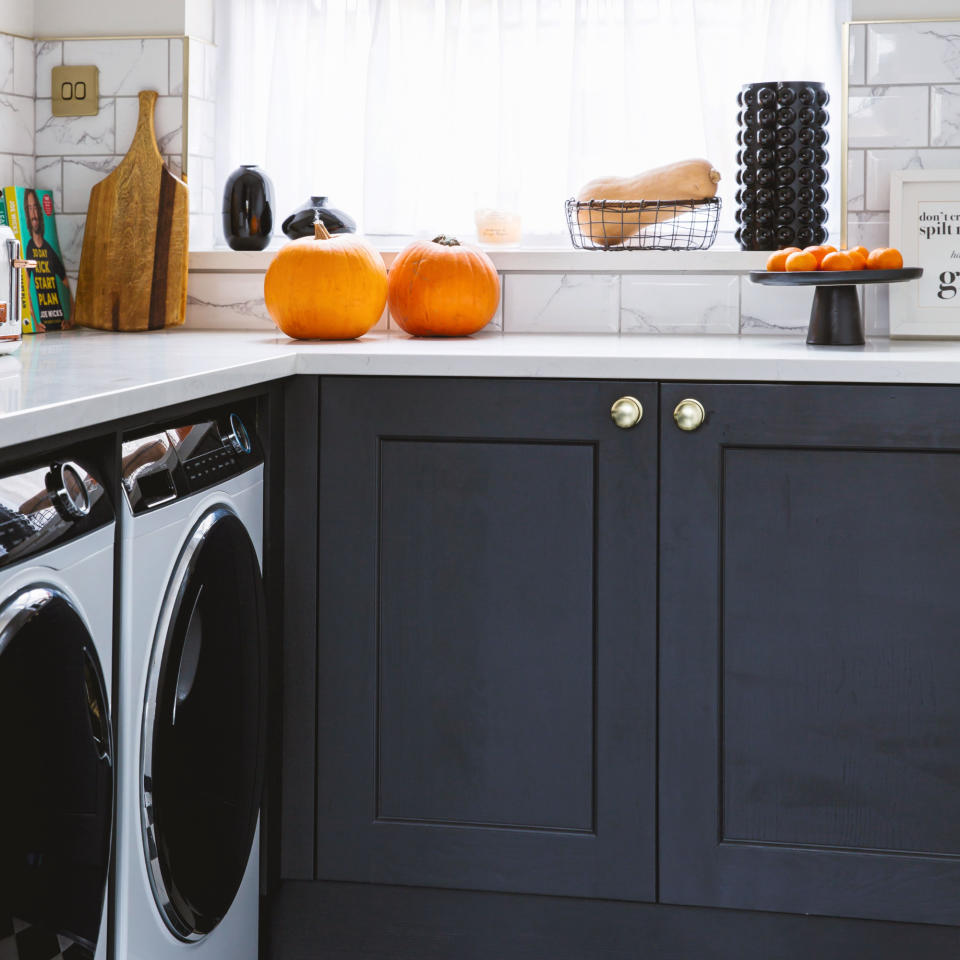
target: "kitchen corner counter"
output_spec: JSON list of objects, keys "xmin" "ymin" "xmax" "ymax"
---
[{"xmin": 6, "ymin": 328, "xmax": 960, "ymax": 449}]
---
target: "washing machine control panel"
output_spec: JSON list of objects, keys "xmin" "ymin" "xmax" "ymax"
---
[
  {"xmin": 122, "ymin": 412, "xmax": 263, "ymax": 514},
  {"xmin": 0, "ymin": 459, "xmax": 111, "ymax": 568}
]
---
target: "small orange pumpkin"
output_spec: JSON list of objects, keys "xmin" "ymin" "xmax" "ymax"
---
[
  {"xmin": 264, "ymin": 222, "xmax": 387, "ymax": 340},
  {"xmin": 388, "ymin": 235, "xmax": 500, "ymax": 337}
]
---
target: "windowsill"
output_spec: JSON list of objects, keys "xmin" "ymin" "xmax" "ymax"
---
[{"xmin": 189, "ymin": 241, "xmax": 770, "ymax": 274}]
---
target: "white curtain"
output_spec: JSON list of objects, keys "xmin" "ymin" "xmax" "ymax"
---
[{"xmin": 214, "ymin": 0, "xmax": 850, "ymax": 243}]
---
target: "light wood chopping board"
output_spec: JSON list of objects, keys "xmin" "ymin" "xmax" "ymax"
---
[{"xmin": 75, "ymin": 90, "xmax": 189, "ymax": 331}]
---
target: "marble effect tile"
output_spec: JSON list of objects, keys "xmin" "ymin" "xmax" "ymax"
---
[
  {"xmin": 0, "ymin": 153, "xmax": 11, "ymax": 187},
  {"xmin": 170, "ymin": 38, "xmax": 184, "ymax": 97},
  {"xmin": 620, "ymin": 275, "xmax": 739, "ymax": 334},
  {"xmin": 865, "ymin": 149, "xmax": 960, "ymax": 210},
  {"xmin": 13, "ymin": 37, "xmax": 33, "ymax": 97},
  {"xmin": 62, "ymin": 156, "xmax": 120, "ymax": 214},
  {"xmin": 931, "ymin": 85, "xmax": 960, "ymax": 147},
  {"xmin": 36, "ymin": 98, "xmax": 116, "ymax": 156},
  {"xmin": 12, "ymin": 155, "xmax": 33, "ymax": 186},
  {"xmin": 867, "ymin": 21, "xmax": 960, "ymax": 85},
  {"xmin": 63, "ymin": 39, "xmax": 169, "ymax": 97},
  {"xmin": 848, "ymin": 86, "xmax": 929, "ymax": 149},
  {"xmin": 116, "ymin": 95, "xmax": 181, "ymax": 156},
  {"xmin": 0, "ymin": 94, "xmax": 34, "ymax": 156},
  {"xmin": 503, "ymin": 274, "xmax": 619, "ymax": 333},
  {"xmin": 35, "ymin": 157, "xmax": 62, "ymax": 211},
  {"xmin": 0, "ymin": 35, "xmax": 12, "ymax": 95},
  {"xmin": 55, "ymin": 213, "xmax": 86, "ymax": 273},
  {"xmin": 846, "ymin": 212, "xmax": 889, "ymax": 252},
  {"xmin": 739, "ymin": 278, "xmax": 812, "ymax": 335},
  {"xmin": 847, "ymin": 150, "xmax": 865, "ymax": 213},
  {"xmin": 35, "ymin": 41, "xmax": 62, "ymax": 99},
  {"xmin": 185, "ymin": 272, "xmax": 274, "ymax": 329},
  {"xmin": 848, "ymin": 24, "xmax": 866, "ymax": 87},
  {"xmin": 864, "ymin": 283, "xmax": 890, "ymax": 338}
]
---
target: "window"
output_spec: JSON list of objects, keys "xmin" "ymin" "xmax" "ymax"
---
[{"xmin": 214, "ymin": 0, "xmax": 849, "ymax": 244}]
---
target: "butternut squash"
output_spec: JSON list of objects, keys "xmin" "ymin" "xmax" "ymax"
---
[{"xmin": 576, "ymin": 158, "xmax": 721, "ymax": 247}]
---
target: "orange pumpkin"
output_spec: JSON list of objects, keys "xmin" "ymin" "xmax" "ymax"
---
[
  {"xmin": 388, "ymin": 235, "xmax": 500, "ymax": 336},
  {"xmin": 264, "ymin": 222, "xmax": 387, "ymax": 340}
]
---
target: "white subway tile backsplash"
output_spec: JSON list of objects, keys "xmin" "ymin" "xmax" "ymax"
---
[
  {"xmin": 739, "ymin": 277, "xmax": 811, "ymax": 335},
  {"xmin": 35, "ymin": 41, "xmax": 61, "ymax": 99},
  {"xmin": 848, "ymin": 86, "xmax": 929, "ymax": 148},
  {"xmin": 849, "ymin": 24, "xmax": 866, "ymax": 87},
  {"xmin": 202, "ymin": 156, "xmax": 215, "ymax": 213},
  {"xmin": 203, "ymin": 43, "xmax": 216, "ymax": 104},
  {"xmin": 63, "ymin": 39, "xmax": 169, "ymax": 97},
  {"xmin": 55, "ymin": 212, "xmax": 85, "ymax": 272},
  {"xmin": 863, "ymin": 283, "xmax": 890, "ymax": 337},
  {"xmin": 865, "ymin": 149, "xmax": 960, "ymax": 210},
  {"xmin": 13, "ymin": 37, "xmax": 32, "ymax": 97},
  {"xmin": 620, "ymin": 275, "xmax": 738, "ymax": 334},
  {"xmin": 170, "ymin": 38, "xmax": 184, "ymax": 97},
  {"xmin": 846, "ymin": 212, "xmax": 890, "ymax": 251},
  {"xmin": 12, "ymin": 154, "xmax": 33, "ymax": 187},
  {"xmin": 847, "ymin": 150, "xmax": 865, "ymax": 212},
  {"xmin": 0, "ymin": 94, "xmax": 34, "ymax": 155},
  {"xmin": 115, "ymin": 95, "xmax": 182, "ymax": 156},
  {"xmin": 188, "ymin": 39, "xmax": 205, "ymax": 100},
  {"xmin": 190, "ymin": 213, "xmax": 215, "ymax": 249},
  {"xmin": 34, "ymin": 156, "xmax": 62, "ymax": 210},
  {"xmin": 503, "ymin": 273, "xmax": 618, "ymax": 333},
  {"xmin": 0, "ymin": 153, "xmax": 11, "ymax": 186},
  {"xmin": 867, "ymin": 21, "xmax": 960, "ymax": 86},
  {"xmin": 62, "ymin": 155, "xmax": 119, "ymax": 214},
  {"xmin": 165, "ymin": 154, "xmax": 182, "ymax": 179},
  {"xmin": 0, "ymin": 35, "xmax": 13, "ymax": 94},
  {"xmin": 931, "ymin": 84, "xmax": 960, "ymax": 147},
  {"xmin": 36, "ymin": 98, "xmax": 115, "ymax": 155}
]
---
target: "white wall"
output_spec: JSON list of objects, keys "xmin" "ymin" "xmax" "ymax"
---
[
  {"xmin": 851, "ymin": 0, "xmax": 960, "ymax": 18},
  {"xmin": 32, "ymin": 0, "xmax": 185, "ymax": 37},
  {"xmin": 0, "ymin": 0, "xmax": 35, "ymax": 36}
]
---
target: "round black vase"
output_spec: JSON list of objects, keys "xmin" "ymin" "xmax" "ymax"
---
[
  {"xmin": 223, "ymin": 165, "xmax": 274, "ymax": 251},
  {"xmin": 281, "ymin": 196, "xmax": 356, "ymax": 240},
  {"xmin": 735, "ymin": 82, "xmax": 830, "ymax": 251}
]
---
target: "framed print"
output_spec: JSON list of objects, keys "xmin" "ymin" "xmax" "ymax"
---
[{"xmin": 890, "ymin": 169, "xmax": 960, "ymax": 338}]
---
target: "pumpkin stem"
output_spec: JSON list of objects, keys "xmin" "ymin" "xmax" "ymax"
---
[
  {"xmin": 431, "ymin": 235, "xmax": 461, "ymax": 246},
  {"xmin": 314, "ymin": 219, "xmax": 332, "ymax": 240}
]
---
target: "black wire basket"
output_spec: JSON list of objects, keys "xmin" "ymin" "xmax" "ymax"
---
[{"xmin": 565, "ymin": 197, "xmax": 721, "ymax": 251}]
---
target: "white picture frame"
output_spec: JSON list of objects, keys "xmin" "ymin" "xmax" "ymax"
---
[{"xmin": 890, "ymin": 169, "xmax": 960, "ymax": 338}]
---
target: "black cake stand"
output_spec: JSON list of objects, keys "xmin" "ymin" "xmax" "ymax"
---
[{"xmin": 748, "ymin": 268, "xmax": 923, "ymax": 345}]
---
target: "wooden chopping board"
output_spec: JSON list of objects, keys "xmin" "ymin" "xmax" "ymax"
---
[{"xmin": 75, "ymin": 90, "xmax": 189, "ymax": 331}]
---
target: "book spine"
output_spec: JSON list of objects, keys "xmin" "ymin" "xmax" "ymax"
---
[{"xmin": 4, "ymin": 189, "xmax": 35, "ymax": 332}]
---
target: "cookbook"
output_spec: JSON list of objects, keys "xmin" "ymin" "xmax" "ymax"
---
[{"xmin": 0, "ymin": 187, "xmax": 71, "ymax": 333}]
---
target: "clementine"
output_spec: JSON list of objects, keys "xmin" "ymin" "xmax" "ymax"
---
[
  {"xmin": 785, "ymin": 250, "xmax": 818, "ymax": 272},
  {"xmin": 766, "ymin": 247, "xmax": 801, "ymax": 271},
  {"xmin": 866, "ymin": 247, "xmax": 904, "ymax": 270},
  {"xmin": 803, "ymin": 244, "xmax": 837, "ymax": 267},
  {"xmin": 821, "ymin": 251, "xmax": 855, "ymax": 271}
]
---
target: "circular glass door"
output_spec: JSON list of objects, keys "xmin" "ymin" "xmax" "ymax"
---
[
  {"xmin": 0, "ymin": 588, "xmax": 113, "ymax": 958},
  {"xmin": 142, "ymin": 507, "xmax": 267, "ymax": 941}
]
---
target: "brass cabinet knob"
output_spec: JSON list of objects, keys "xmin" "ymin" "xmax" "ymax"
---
[
  {"xmin": 673, "ymin": 398, "xmax": 706, "ymax": 432},
  {"xmin": 610, "ymin": 396, "xmax": 643, "ymax": 429}
]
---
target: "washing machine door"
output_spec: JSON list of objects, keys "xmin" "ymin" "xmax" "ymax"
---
[
  {"xmin": 0, "ymin": 587, "xmax": 113, "ymax": 957},
  {"xmin": 142, "ymin": 506, "xmax": 267, "ymax": 941}
]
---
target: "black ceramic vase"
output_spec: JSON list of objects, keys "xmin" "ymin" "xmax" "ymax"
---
[
  {"xmin": 281, "ymin": 196, "xmax": 356, "ymax": 240},
  {"xmin": 735, "ymin": 82, "xmax": 829, "ymax": 251},
  {"xmin": 223, "ymin": 165, "xmax": 274, "ymax": 251}
]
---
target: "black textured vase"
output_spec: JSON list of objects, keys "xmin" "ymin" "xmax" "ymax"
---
[
  {"xmin": 223, "ymin": 165, "xmax": 274, "ymax": 251},
  {"xmin": 735, "ymin": 82, "xmax": 829, "ymax": 251},
  {"xmin": 281, "ymin": 196, "xmax": 356, "ymax": 240}
]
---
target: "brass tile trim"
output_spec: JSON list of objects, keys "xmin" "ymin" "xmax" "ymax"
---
[{"xmin": 841, "ymin": 16, "xmax": 960, "ymax": 247}]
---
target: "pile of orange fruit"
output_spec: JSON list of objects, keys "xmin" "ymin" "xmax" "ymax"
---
[{"xmin": 765, "ymin": 245, "xmax": 904, "ymax": 272}]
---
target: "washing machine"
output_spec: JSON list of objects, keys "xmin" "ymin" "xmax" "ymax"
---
[
  {"xmin": 0, "ymin": 457, "xmax": 114, "ymax": 960},
  {"xmin": 115, "ymin": 412, "xmax": 267, "ymax": 960}
]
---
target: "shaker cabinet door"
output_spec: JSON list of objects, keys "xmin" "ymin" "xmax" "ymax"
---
[
  {"xmin": 315, "ymin": 377, "xmax": 658, "ymax": 901},
  {"xmin": 660, "ymin": 382, "xmax": 960, "ymax": 927}
]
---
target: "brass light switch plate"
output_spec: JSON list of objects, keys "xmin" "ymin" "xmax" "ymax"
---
[{"xmin": 52, "ymin": 65, "xmax": 99, "ymax": 117}]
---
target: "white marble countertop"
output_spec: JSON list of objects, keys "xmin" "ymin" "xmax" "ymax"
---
[{"xmin": 5, "ymin": 328, "xmax": 960, "ymax": 449}]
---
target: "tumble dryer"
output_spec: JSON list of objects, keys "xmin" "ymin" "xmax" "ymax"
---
[
  {"xmin": 115, "ymin": 412, "xmax": 267, "ymax": 960},
  {"xmin": 0, "ymin": 457, "xmax": 114, "ymax": 960}
]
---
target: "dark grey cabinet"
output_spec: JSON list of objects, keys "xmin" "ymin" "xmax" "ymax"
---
[
  {"xmin": 660, "ymin": 382, "xmax": 960, "ymax": 928},
  {"xmin": 314, "ymin": 377, "xmax": 658, "ymax": 900}
]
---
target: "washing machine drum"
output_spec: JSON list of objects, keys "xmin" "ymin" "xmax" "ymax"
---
[
  {"xmin": 143, "ymin": 508, "xmax": 268, "ymax": 941},
  {"xmin": 0, "ymin": 588, "xmax": 113, "ymax": 956}
]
